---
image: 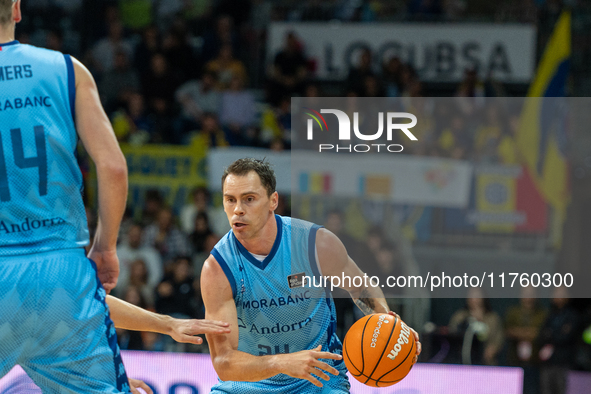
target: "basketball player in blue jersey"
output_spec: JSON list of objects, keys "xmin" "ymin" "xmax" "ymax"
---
[
  {"xmin": 0, "ymin": 2, "xmax": 229, "ymax": 393},
  {"xmin": 202, "ymin": 158, "xmax": 422, "ymax": 393}
]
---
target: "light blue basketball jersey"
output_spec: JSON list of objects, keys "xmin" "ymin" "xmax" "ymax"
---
[
  {"xmin": 210, "ymin": 215, "xmax": 349, "ymax": 393},
  {"xmin": 0, "ymin": 41, "xmax": 88, "ymax": 256}
]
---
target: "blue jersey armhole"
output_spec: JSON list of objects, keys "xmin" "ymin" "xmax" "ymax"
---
[
  {"xmin": 308, "ymin": 224, "xmax": 323, "ymax": 277},
  {"xmin": 212, "ymin": 248, "xmax": 237, "ymax": 299},
  {"xmin": 63, "ymin": 54, "xmax": 76, "ymax": 122}
]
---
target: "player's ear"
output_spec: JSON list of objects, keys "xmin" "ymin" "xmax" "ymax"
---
[
  {"xmin": 270, "ymin": 191, "xmax": 279, "ymax": 211},
  {"xmin": 13, "ymin": 1, "xmax": 22, "ymax": 23}
]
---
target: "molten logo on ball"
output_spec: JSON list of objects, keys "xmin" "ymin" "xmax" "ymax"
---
[{"xmin": 387, "ymin": 321, "xmax": 411, "ymax": 361}]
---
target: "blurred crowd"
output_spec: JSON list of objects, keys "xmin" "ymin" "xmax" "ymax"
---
[
  {"xmin": 424, "ymin": 286, "xmax": 591, "ymax": 394},
  {"xmin": 13, "ymin": 0, "xmax": 571, "ymax": 162}
]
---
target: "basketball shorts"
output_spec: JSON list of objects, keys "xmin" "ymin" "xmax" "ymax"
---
[{"xmin": 0, "ymin": 248, "xmax": 131, "ymax": 393}]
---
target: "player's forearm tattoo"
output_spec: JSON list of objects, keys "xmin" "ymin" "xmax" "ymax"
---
[{"xmin": 355, "ymin": 289, "xmax": 376, "ymax": 315}]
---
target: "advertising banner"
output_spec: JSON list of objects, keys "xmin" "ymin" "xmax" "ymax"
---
[
  {"xmin": 0, "ymin": 352, "xmax": 524, "ymax": 394},
  {"xmin": 269, "ymin": 23, "xmax": 536, "ymax": 82},
  {"xmin": 89, "ymin": 141, "xmax": 208, "ymax": 216}
]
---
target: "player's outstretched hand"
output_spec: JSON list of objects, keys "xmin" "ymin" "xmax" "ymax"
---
[
  {"xmin": 168, "ymin": 318, "xmax": 231, "ymax": 344},
  {"xmin": 88, "ymin": 247, "xmax": 120, "ymax": 294},
  {"xmin": 279, "ymin": 345, "xmax": 342, "ymax": 388},
  {"xmin": 129, "ymin": 377, "xmax": 153, "ymax": 394},
  {"xmin": 388, "ymin": 311, "xmax": 422, "ymax": 364}
]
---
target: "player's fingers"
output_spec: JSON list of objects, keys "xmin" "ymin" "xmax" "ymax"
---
[
  {"xmin": 196, "ymin": 321, "xmax": 232, "ymax": 334},
  {"xmin": 416, "ymin": 340, "xmax": 422, "ymax": 356},
  {"xmin": 135, "ymin": 380, "xmax": 153, "ymax": 394},
  {"xmin": 411, "ymin": 327, "xmax": 420, "ymax": 343},
  {"xmin": 306, "ymin": 374, "xmax": 323, "ymax": 388},
  {"xmin": 315, "ymin": 351, "xmax": 343, "ymax": 361},
  {"xmin": 181, "ymin": 334, "xmax": 203, "ymax": 344},
  {"xmin": 311, "ymin": 368, "xmax": 331, "ymax": 382},
  {"xmin": 312, "ymin": 360, "xmax": 340, "ymax": 376},
  {"xmin": 388, "ymin": 311, "xmax": 400, "ymax": 319}
]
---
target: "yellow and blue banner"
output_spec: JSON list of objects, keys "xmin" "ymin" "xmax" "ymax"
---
[
  {"xmin": 87, "ymin": 140, "xmax": 208, "ymax": 216},
  {"xmin": 516, "ymin": 11, "xmax": 571, "ymax": 242}
]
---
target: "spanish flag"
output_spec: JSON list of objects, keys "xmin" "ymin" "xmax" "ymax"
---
[{"xmin": 516, "ymin": 11, "xmax": 571, "ymax": 243}]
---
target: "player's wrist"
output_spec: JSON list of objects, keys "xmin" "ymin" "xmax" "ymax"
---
[
  {"xmin": 265, "ymin": 354, "xmax": 285, "ymax": 376},
  {"xmin": 159, "ymin": 314, "xmax": 176, "ymax": 336}
]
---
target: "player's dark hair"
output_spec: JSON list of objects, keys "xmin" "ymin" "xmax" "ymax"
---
[
  {"xmin": 222, "ymin": 158, "xmax": 276, "ymax": 197},
  {"xmin": 0, "ymin": 0, "xmax": 14, "ymax": 25}
]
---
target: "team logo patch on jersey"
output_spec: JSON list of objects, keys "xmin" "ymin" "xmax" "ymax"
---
[{"xmin": 288, "ymin": 272, "xmax": 306, "ymax": 289}]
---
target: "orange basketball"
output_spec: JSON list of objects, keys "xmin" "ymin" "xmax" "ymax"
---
[{"xmin": 343, "ymin": 313, "xmax": 416, "ymax": 387}]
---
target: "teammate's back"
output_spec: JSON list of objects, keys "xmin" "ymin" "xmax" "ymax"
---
[
  {"xmin": 0, "ymin": 2, "xmax": 132, "ymax": 393},
  {"xmin": 0, "ymin": 41, "xmax": 88, "ymax": 255}
]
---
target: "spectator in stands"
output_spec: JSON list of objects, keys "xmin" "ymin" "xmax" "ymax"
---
[
  {"xmin": 497, "ymin": 114, "xmax": 520, "ymax": 165},
  {"xmin": 304, "ymin": 83, "xmax": 321, "ymax": 98},
  {"xmin": 346, "ymin": 47, "xmax": 375, "ymax": 96},
  {"xmin": 143, "ymin": 207, "xmax": 191, "ymax": 263},
  {"xmin": 474, "ymin": 103, "xmax": 505, "ymax": 163},
  {"xmin": 368, "ymin": 241, "xmax": 401, "ymax": 289},
  {"xmin": 449, "ymin": 287, "xmax": 504, "ymax": 365},
  {"xmin": 456, "ymin": 67, "xmax": 485, "ymax": 98},
  {"xmin": 538, "ymin": 286, "xmax": 581, "ymax": 394},
  {"xmin": 399, "ymin": 64, "xmax": 421, "ymax": 97},
  {"xmin": 134, "ymin": 25, "xmax": 161, "ymax": 76},
  {"xmin": 116, "ymin": 286, "xmax": 148, "ymax": 350},
  {"xmin": 142, "ymin": 52, "xmax": 182, "ymax": 112},
  {"xmin": 111, "ymin": 93, "xmax": 153, "ymax": 145},
  {"xmin": 175, "ymin": 70, "xmax": 222, "ymax": 135},
  {"xmin": 163, "ymin": 23, "xmax": 197, "ymax": 82},
  {"xmin": 259, "ymin": 96, "xmax": 292, "ymax": 148},
  {"xmin": 45, "ymin": 29, "xmax": 64, "ymax": 52},
  {"xmin": 366, "ymin": 226, "xmax": 384, "ymax": 257},
  {"xmin": 155, "ymin": 256, "xmax": 200, "ymax": 352},
  {"xmin": 119, "ymin": 0, "xmax": 153, "ymax": 31},
  {"xmin": 99, "ymin": 49, "xmax": 140, "ymax": 113},
  {"xmin": 408, "ymin": 0, "xmax": 443, "ymax": 19},
  {"xmin": 268, "ymin": 31, "xmax": 308, "ymax": 105},
  {"xmin": 189, "ymin": 212, "xmax": 217, "ymax": 253},
  {"xmin": 180, "ymin": 186, "xmax": 229, "ymax": 236},
  {"xmin": 301, "ymin": 0, "xmax": 333, "ymax": 21},
  {"xmin": 189, "ymin": 112, "xmax": 230, "ymax": 148},
  {"xmin": 274, "ymin": 194, "xmax": 290, "ymax": 217},
  {"xmin": 205, "ymin": 44, "xmax": 248, "ymax": 91},
  {"xmin": 127, "ymin": 259, "xmax": 157, "ymax": 307},
  {"xmin": 189, "ymin": 212, "xmax": 219, "ymax": 273},
  {"xmin": 269, "ymin": 137, "xmax": 285, "ymax": 152},
  {"xmin": 437, "ymin": 114, "xmax": 471, "ymax": 159},
  {"xmin": 505, "ymin": 286, "xmax": 547, "ymax": 394},
  {"xmin": 141, "ymin": 189, "xmax": 165, "ymax": 227},
  {"xmin": 455, "ymin": 67, "xmax": 485, "ymax": 116},
  {"xmin": 361, "ymin": 74, "xmax": 385, "ymax": 97},
  {"xmin": 116, "ymin": 223, "xmax": 163, "ymax": 302},
  {"xmin": 201, "ymin": 15, "xmax": 240, "ymax": 64},
  {"xmin": 219, "ymin": 75, "xmax": 258, "ymax": 146},
  {"xmin": 382, "ymin": 56, "xmax": 403, "ymax": 97},
  {"xmin": 91, "ymin": 20, "xmax": 134, "ymax": 74}
]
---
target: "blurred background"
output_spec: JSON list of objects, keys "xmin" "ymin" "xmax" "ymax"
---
[{"xmin": 7, "ymin": 1, "xmax": 591, "ymax": 393}]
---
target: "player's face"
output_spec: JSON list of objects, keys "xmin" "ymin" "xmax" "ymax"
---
[{"xmin": 223, "ymin": 171, "xmax": 278, "ymax": 239}]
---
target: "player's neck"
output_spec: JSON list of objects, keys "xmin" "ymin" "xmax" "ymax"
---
[
  {"xmin": 236, "ymin": 213, "xmax": 277, "ymax": 255},
  {"xmin": 0, "ymin": 25, "xmax": 15, "ymax": 44}
]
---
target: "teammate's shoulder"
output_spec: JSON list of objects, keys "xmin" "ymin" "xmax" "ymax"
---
[{"xmin": 19, "ymin": 43, "xmax": 65, "ymax": 57}]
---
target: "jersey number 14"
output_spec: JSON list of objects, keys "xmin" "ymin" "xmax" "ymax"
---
[{"xmin": 0, "ymin": 126, "xmax": 47, "ymax": 202}]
